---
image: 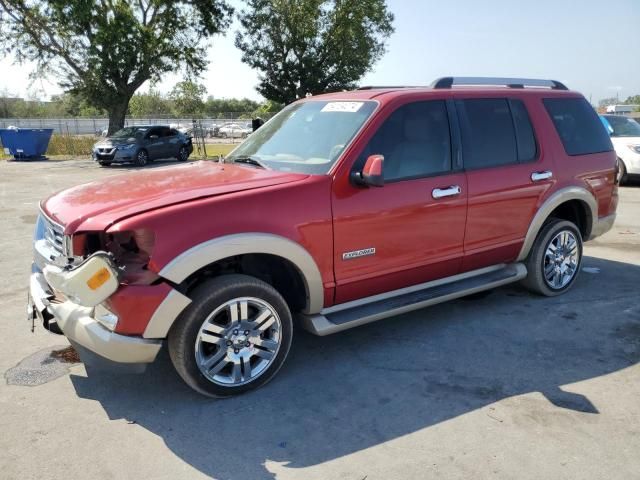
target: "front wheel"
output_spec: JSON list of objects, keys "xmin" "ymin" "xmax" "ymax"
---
[
  {"xmin": 618, "ymin": 158, "xmax": 628, "ymax": 185},
  {"xmin": 98, "ymin": 161, "xmax": 111, "ymax": 167},
  {"xmin": 134, "ymin": 149, "xmax": 148, "ymax": 167},
  {"xmin": 168, "ymin": 274, "xmax": 293, "ymax": 397},
  {"xmin": 522, "ymin": 219, "xmax": 583, "ymax": 296}
]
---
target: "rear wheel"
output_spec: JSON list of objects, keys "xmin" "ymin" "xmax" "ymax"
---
[
  {"xmin": 168, "ymin": 274, "xmax": 293, "ymax": 397},
  {"xmin": 177, "ymin": 145, "xmax": 189, "ymax": 162},
  {"xmin": 522, "ymin": 219, "xmax": 583, "ymax": 296}
]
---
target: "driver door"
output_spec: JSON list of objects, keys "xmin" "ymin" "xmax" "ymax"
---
[{"xmin": 331, "ymin": 99, "xmax": 468, "ymax": 304}]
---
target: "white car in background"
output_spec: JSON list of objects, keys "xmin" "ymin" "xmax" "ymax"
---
[
  {"xmin": 218, "ymin": 122, "xmax": 252, "ymax": 139},
  {"xmin": 600, "ymin": 115, "xmax": 640, "ymax": 184}
]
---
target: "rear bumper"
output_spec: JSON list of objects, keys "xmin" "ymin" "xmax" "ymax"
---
[
  {"xmin": 589, "ymin": 213, "xmax": 616, "ymax": 240},
  {"xmin": 29, "ymin": 271, "xmax": 162, "ymax": 368}
]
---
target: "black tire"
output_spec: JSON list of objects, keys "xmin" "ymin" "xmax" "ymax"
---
[
  {"xmin": 168, "ymin": 274, "xmax": 293, "ymax": 397},
  {"xmin": 521, "ymin": 219, "xmax": 583, "ymax": 297},
  {"xmin": 177, "ymin": 145, "xmax": 189, "ymax": 162},
  {"xmin": 618, "ymin": 158, "xmax": 628, "ymax": 185},
  {"xmin": 98, "ymin": 161, "xmax": 111, "ymax": 167},
  {"xmin": 134, "ymin": 149, "xmax": 148, "ymax": 167}
]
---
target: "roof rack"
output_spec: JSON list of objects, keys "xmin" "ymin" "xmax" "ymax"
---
[
  {"xmin": 357, "ymin": 85, "xmax": 423, "ymax": 90},
  {"xmin": 431, "ymin": 77, "xmax": 568, "ymax": 90}
]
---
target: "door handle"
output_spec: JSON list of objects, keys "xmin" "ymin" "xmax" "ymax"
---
[
  {"xmin": 432, "ymin": 185, "xmax": 461, "ymax": 199},
  {"xmin": 531, "ymin": 170, "xmax": 553, "ymax": 182}
]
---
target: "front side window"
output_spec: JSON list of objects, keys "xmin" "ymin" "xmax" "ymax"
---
[
  {"xmin": 226, "ymin": 100, "xmax": 377, "ymax": 174},
  {"xmin": 543, "ymin": 98, "xmax": 613, "ymax": 156},
  {"xmin": 356, "ymin": 100, "xmax": 452, "ymax": 182},
  {"xmin": 456, "ymin": 98, "xmax": 518, "ymax": 169}
]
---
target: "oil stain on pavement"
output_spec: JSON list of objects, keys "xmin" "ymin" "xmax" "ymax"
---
[{"xmin": 5, "ymin": 345, "xmax": 80, "ymax": 386}]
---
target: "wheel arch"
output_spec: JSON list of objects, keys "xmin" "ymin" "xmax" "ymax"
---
[
  {"xmin": 159, "ymin": 233, "xmax": 324, "ymax": 314},
  {"xmin": 517, "ymin": 187, "xmax": 597, "ymax": 262}
]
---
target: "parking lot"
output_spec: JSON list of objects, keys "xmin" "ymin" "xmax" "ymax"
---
[{"xmin": 0, "ymin": 158, "xmax": 638, "ymax": 480}]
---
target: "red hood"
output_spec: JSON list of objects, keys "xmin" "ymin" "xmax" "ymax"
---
[{"xmin": 42, "ymin": 161, "xmax": 307, "ymax": 233}]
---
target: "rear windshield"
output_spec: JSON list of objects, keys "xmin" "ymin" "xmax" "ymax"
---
[{"xmin": 543, "ymin": 98, "xmax": 613, "ymax": 156}]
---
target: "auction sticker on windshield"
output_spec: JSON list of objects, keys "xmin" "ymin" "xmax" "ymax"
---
[{"xmin": 321, "ymin": 102, "xmax": 364, "ymax": 113}]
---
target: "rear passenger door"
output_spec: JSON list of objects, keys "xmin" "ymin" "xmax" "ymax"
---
[{"xmin": 457, "ymin": 97, "xmax": 555, "ymax": 271}]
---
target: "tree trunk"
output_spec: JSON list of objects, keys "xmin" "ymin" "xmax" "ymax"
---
[{"xmin": 107, "ymin": 95, "xmax": 131, "ymax": 135}]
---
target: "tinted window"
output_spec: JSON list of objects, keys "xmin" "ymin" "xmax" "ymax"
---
[
  {"xmin": 457, "ymin": 99, "xmax": 517, "ymax": 169},
  {"xmin": 357, "ymin": 100, "xmax": 451, "ymax": 181},
  {"xmin": 544, "ymin": 98, "xmax": 613, "ymax": 155},
  {"xmin": 510, "ymin": 100, "xmax": 537, "ymax": 162}
]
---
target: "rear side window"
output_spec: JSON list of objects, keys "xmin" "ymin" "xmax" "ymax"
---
[
  {"xmin": 510, "ymin": 100, "xmax": 537, "ymax": 162},
  {"xmin": 456, "ymin": 99, "xmax": 518, "ymax": 169},
  {"xmin": 543, "ymin": 98, "xmax": 613, "ymax": 156}
]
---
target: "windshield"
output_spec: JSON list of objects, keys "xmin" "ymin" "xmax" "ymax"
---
[
  {"xmin": 226, "ymin": 100, "xmax": 377, "ymax": 174},
  {"xmin": 110, "ymin": 126, "xmax": 148, "ymax": 139},
  {"xmin": 602, "ymin": 116, "xmax": 640, "ymax": 137}
]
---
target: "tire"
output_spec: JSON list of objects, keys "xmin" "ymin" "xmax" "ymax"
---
[
  {"xmin": 168, "ymin": 274, "xmax": 293, "ymax": 397},
  {"xmin": 98, "ymin": 161, "xmax": 111, "ymax": 167},
  {"xmin": 618, "ymin": 158, "xmax": 628, "ymax": 185},
  {"xmin": 177, "ymin": 145, "xmax": 189, "ymax": 162},
  {"xmin": 521, "ymin": 219, "xmax": 583, "ymax": 297},
  {"xmin": 221, "ymin": 132, "xmax": 228, "ymax": 139},
  {"xmin": 134, "ymin": 149, "xmax": 148, "ymax": 167}
]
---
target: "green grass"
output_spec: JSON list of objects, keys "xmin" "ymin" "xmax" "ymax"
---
[{"xmin": 200, "ymin": 143, "xmax": 236, "ymax": 158}]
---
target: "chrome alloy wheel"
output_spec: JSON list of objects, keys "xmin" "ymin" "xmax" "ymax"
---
[
  {"xmin": 194, "ymin": 297, "xmax": 282, "ymax": 387},
  {"xmin": 543, "ymin": 230, "xmax": 579, "ymax": 290}
]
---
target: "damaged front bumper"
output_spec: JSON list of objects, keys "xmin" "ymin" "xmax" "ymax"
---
[{"xmin": 28, "ymin": 268, "xmax": 162, "ymax": 371}]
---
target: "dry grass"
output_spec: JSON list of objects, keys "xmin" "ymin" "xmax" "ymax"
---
[{"xmin": 1, "ymin": 135, "xmax": 236, "ymax": 161}]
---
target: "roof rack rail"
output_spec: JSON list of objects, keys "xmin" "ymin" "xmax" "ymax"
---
[
  {"xmin": 431, "ymin": 77, "xmax": 568, "ymax": 90},
  {"xmin": 357, "ymin": 85, "xmax": 423, "ymax": 90}
]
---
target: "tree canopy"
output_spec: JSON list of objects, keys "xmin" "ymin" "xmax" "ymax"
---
[
  {"xmin": 0, "ymin": 0, "xmax": 233, "ymax": 133},
  {"xmin": 235, "ymin": 0, "xmax": 394, "ymax": 104}
]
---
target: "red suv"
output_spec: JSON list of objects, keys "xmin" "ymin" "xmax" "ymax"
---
[{"xmin": 29, "ymin": 77, "xmax": 617, "ymax": 397}]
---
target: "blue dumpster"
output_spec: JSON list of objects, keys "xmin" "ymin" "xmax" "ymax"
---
[{"xmin": 0, "ymin": 128, "xmax": 54, "ymax": 160}]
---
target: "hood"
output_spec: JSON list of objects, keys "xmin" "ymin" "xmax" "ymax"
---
[
  {"xmin": 42, "ymin": 161, "xmax": 308, "ymax": 233},
  {"xmin": 611, "ymin": 136, "xmax": 640, "ymax": 146},
  {"xmin": 95, "ymin": 137, "xmax": 137, "ymax": 147}
]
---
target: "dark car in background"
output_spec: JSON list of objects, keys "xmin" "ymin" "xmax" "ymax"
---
[{"xmin": 92, "ymin": 125, "xmax": 193, "ymax": 167}]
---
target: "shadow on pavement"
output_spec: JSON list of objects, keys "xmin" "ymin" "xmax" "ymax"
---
[{"xmin": 70, "ymin": 256, "xmax": 640, "ymax": 479}]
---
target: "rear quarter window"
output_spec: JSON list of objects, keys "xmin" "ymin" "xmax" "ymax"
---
[{"xmin": 543, "ymin": 98, "xmax": 613, "ymax": 156}]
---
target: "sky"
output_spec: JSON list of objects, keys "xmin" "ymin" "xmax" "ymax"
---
[{"xmin": 0, "ymin": 0, "xmax": 639, "ymax": 104}]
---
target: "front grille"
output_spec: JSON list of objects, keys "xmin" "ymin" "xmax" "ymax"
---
[{"xmin": 42, "ymin": 215, "xmax": 65, "ymax": 256}]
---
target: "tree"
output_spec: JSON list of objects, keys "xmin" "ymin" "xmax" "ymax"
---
[
  {"xmin": 204, "ymin": 96, "xmax": 261, "ymax": 116},
  {"xmin": 129, "ymin": 89, "xmax": 171, "ymax": 117},
  {"xmin": 235, "ymin": 0, "xmax": 394, "ymax": 104},
  {"xmin": 623, "ymin": 95, "xmax": 640, "ymax": 106},
  {"xmin": 0, "ymin": 1, "xmax": 232, "ymax": 133},
  {"xmin": 598, "ymin": 97, "xmax": 618, "ymax": 108},
  {"xmin": 169, "ymin": 80, "xmax": 207, "ymax": 117}
]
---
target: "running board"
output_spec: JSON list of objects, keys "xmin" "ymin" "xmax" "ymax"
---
[{"xmin": 299, "ymin": 263, "xmax": 527, "ymax": 336}]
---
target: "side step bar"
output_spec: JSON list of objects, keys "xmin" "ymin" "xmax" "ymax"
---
[{"xmin": 299, "ymin": 263, "xmax": 527, "ymax": 336}]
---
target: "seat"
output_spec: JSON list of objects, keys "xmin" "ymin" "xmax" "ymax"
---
[{"xmin": 386, "ymin": 109, "xmax": 448, "ymax": 181}]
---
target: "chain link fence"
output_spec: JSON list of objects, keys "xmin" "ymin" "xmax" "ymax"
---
[{"xmin": 0, "ymin": 114, "xmax": 272, "ymax": 136}]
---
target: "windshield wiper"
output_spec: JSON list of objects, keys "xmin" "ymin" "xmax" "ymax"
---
[{"xmin": 230, "ymin": 155, "xmax": 269, "ymax": 169}]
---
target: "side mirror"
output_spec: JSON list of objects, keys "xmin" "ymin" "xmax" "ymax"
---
[{"xmin": 352, "ymin": 154, "xmax": 384, "ymax": 187}]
